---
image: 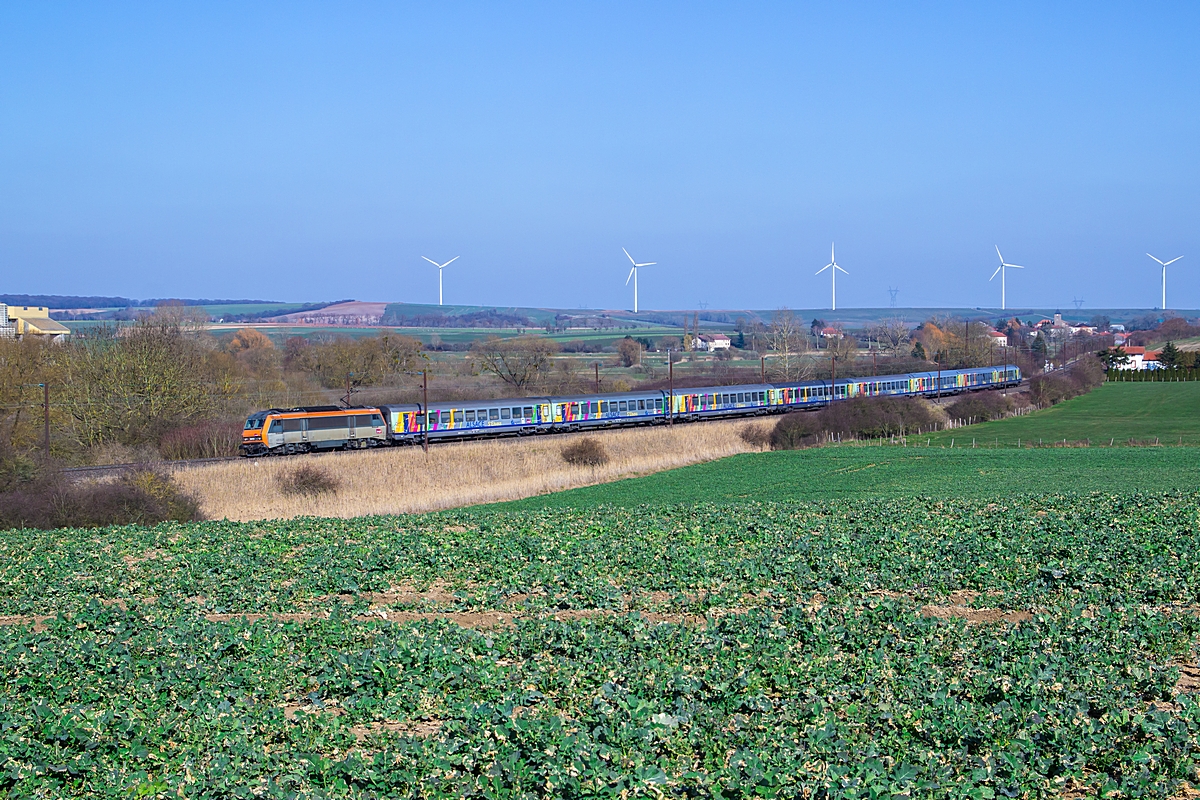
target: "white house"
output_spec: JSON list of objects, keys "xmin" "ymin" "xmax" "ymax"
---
[
  {"xmin": 987, "ymin": 330, "xmax": 1009, "ymax": 348},
  {"xmin": 697, "ymin": 333, "xmax": 731, "ymax": 351}
]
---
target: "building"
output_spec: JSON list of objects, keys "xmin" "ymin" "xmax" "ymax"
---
[
  {"xmin": 987, "ymin": 330, "xmax": 1009, "ymax": 348},
  {"xmin": 697, "ymin": 333, "xmax": 731, "ymax": 351},
  {"xmin": 1111, "ymin": 346, "xmax": 1164, "ymax": 370},
  {"xmin": 0, "ymin": 305, "xmax": 71, "ymax": 342},
  {"xmin": 820, "ymin": 327, "xmax": 843, "ymax": 339}
]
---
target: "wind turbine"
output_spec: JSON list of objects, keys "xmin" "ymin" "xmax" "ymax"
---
[
  {"xmin": 990, "ymin": 246, "xmax": 1024, "ymax": 311},
  {"xmin": 622, "ymin": 248, "xmax": 656, "ymax": 314},
  {"xmin": 1146, "ymin": 253, "xmax": 1183, "ymax": 310},
  {"xmin": 421, "ymin": 256, "xmax": 459, "ymax": 306},
  {"xmin": 815, "ymin": 243, "xmax": 848, "ymax": 311}
]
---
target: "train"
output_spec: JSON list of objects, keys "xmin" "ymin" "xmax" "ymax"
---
[{"xmin": 239, "ymin": 364, "xmax": 1021, "ymax": 456}]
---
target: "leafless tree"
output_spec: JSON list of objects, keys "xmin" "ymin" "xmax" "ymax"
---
[
  {"xmin": 765, "ymin": 308, "xmax": 812, "ymax": 380},
  {"xmin": 870, "ymin": 318, "xmax": 911, "ymax": 357},
  {"xmin": 472, "ymin": 335, "xmax": 560, "ymax": 390}
]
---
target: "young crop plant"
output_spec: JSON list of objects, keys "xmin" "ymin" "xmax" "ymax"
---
[{"xmin": 2, "ymin": 492, "xmax": 1200, "ymax": 796}]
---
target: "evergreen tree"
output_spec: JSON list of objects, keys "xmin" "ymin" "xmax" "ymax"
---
[
  {"xmin": 911, "ymin": 341, "xmax": 927, "ymax": 360},
  {"xmin": 1159, "ymin": 340, "xmax": 1180, "ymax": 368}
]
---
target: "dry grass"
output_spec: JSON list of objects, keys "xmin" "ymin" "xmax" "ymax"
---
[{"xmin": 175, "ymin": 420, "xmax": 757, "ymax": 521}]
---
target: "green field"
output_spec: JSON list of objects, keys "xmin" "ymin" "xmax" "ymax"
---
[
  {"xmin": 505, "ymin": 446, "xmax": 1200, "ymax": 509},
  {"xmin": 201, "ymin": 303, "xmax": 313, "ymax": 318},
  {"xmin": 4, "ymin": 491, "xmax": 1200, "ymax": 797},
  {"xmin": 926, "ymin": 382, "xmax": 1200, "ymax": 447}
]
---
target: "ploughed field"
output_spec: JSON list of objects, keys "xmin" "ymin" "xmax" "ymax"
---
[{"xmin": 3, "ymin": 493, "xmax": 1200, "ymax": 797}]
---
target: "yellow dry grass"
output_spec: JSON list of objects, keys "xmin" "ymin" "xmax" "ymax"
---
[{"xmin": 175, "ymin": 420, "xmax": 762, "ymax": 521}]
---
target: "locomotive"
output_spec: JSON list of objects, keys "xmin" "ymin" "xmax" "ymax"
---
[{"xmin": 240, "ymin": 364, "xmax": 1021, "ymax": 456}]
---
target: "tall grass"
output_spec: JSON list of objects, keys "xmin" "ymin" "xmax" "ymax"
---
[{"xmin": 174, "ymin": 420, "xmax": 755, "ymax": 521}]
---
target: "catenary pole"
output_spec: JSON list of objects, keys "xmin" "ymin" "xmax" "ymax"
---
[
  {"xmin": 422, "ymin": 370, "xmax": 429, "ymax": 454},
  {"xmin": 42, "ymin": 383, "xmax": 49, "ymax": 459}
]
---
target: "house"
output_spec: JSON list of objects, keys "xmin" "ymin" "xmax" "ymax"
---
[
  {"xmin": 1113, "ymin": 346, "xmax": 1156, "ymax": 370},
  {"xmin": 0, "ymin": 305, "xmax": 70, "ymax": 342},
  {"xmin": 987, "ymin": 330, "xmax": 1009, "ymax": 347},
  {"xmin": 820, "ymin": 327, "xmax": 843, "ymax": 339},
  {"xmin": 697, "ymin": 333, "xmax": 731, "ymax": 351}
]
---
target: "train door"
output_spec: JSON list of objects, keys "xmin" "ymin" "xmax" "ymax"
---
[{"xmin": 267, "ymin": 419, "xmax": 284, "ymax": 449}]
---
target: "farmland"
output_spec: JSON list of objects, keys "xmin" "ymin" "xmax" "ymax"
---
[
  {"xmin": 2, "ymin": 492, "xmax": 1200, "ymax": 796},
  {"xmin": 506, "ymin": 445, "xmax": 1200, "ymax": 509},
  {"xmin": 925, "ymin": 382, "xmax": 1200, "ymax": 447}
]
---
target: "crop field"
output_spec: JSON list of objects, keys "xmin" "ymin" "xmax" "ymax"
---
[
  {"xmin": 507, "ymin": 445, "xmax": 1200, "ymax": 510},
  {"xmin": 925, "ymin": 383, "xmax": 1200, "ymax": 448},
  {"xmin": 2, "ymin": 492, "xmax": 1200, "ymax": 797}
]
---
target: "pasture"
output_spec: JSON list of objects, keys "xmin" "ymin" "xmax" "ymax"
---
[{"xmin": 926, "ymin": 382, "xmax": 1200, "ymax": 447}]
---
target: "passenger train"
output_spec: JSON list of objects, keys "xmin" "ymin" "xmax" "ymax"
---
[{"xmin": 240, "ymin": 364, "xmax": 1021, "ymax": 456}]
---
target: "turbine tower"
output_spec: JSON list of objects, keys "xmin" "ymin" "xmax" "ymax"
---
[
  {"xmin": 622, "ymin": 248, "xmax": 656, "ymax": 314},
  {"xmin": 990, "ymin": 246, "xmax": 1024, "ymax": 311},
  {"xmin": 421, "ymin": 256, "xmax": 459, "ymax": 306},
  {"xmin": 1146, "ymin": 253, "xmax": 1183, "ymax": 310},
  {"xmin": 815, "ymin": 243, "xmax": 848, "ymax": 311}
]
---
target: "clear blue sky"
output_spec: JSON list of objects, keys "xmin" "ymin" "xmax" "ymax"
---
[{"xmin": 2, "ymin": 2, "xmax": 1197, "ymax": 312}]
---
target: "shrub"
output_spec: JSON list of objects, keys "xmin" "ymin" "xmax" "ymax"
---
[
  {"xmin": 561, "ymin": 437, "xmax": 610, "ymax": 467},
  {"xmin": 770, "ymin": 396, "xmax": 945, "ymax": 450},
  {"xmin": 158, "ymin": 419, "xmax": 243, "ymax": 460},
  {"xmin": 1030, "ymin": 355, "xmax": 1105, "ymax": 407},
  {"xmin": 0, "ymin": 467, "xmax": 203, "ymax": 530},
  {"xmin": 739, "ymin": 423, "xmax": 773, "ymax": 449},
  {"xmin": 946, "ymin": 391, "xmax": 1013, "ymax": 423},
  {"xmin": 279, "ymin": 463, "xmax": 341, "ymax": 497}
]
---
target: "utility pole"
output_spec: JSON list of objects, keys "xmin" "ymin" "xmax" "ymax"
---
[
  {"xmin": 760, "ymin": 355, "xmax": 765, "ymax": 382},
  {"xmin": 964, "ymin": 319, "xmax": 969, "ymax": 367},
  {"xmin": 872, "ymin": 351, "xmax": 877, "ymax": 377},
  {"xmin": 937, "ymin": 355, "xmax": 943, "ymax": 401},
  {"xmin": 594, "ymin": 362, "xmax": 600, "ymax": 392},
  {"xmin": 422, "ymin": 370, "xmax": 429, "ymax": 454},
  {"xmin": 41, "ymin": 383, "xmax": 49, "ymax": 459},
  {"xmin": 342, "ymin": 373, "xmax": 357, "ymax": 408},
  {"xmin": 830, "ymin": 355, "xmax": 837, "ymax": 404}
]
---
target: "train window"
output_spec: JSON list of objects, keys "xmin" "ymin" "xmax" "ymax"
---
[
  {"xmin": 269, "ymin": 420, "xmax": 283, "ymax": 434},
  {"xmin": 465, "ymin": 410, "xmax": 475, "ymax": 422},
  {"xmin": 590, "ymin": 402, "xmax": 599, "ymax": 414},
  {"xmin": 600, "ymin": 401, "xmax": 608, "ymax": 413},
  {"xmin": 619, "ymin": 401, "xmax": 627, "ymax": 412},
  {"xmin": 501, "ymin": 408, "xmax": 511, "ymax": 420},
  {"xmin": 570, "ymin": 402, "xmax": 579, "ymax": 415},
  {"xmin": 735, "ymin": 393, "xmax": 742, "ymax": 403},
  {"xmin": 440, "ymin": 411, "xmax": 451, "ymax": 424},
  {"xmin": 283, "ymin": 418, "xmax": 305, "ymax": 433},
  {"xmin": 655, "ymin": 398, "xmax": 663, "ymax": 410},
  {"xmin": 637, "ymin": 399, "xmax": 645, "ymax": 410},
  {"xmin": 523, "ymin": 406, "xmax": 533, "ymax": 419},
  {"xmin": 489, "ymin": 408, "xmax": 500, "ymax": 420}
]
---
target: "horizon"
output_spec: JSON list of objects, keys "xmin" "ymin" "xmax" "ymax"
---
[{"xmin": 2, "ymin": 4, "xmax": 1196, "ymax": 309}]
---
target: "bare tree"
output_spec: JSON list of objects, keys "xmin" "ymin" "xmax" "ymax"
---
[
  {"xmin": 870, "ymin": 318, "xmax": 911, "ymax": 357},
  {"xmin": 617, "ymin": 337, "xmax": 644, "ymax": 367},
  {"xmin": 765, "ymin": 308, "xmax": 812, "ymax": 380},
  {"xmin": 472, "ymin": 335, "xmax": 560, "ymax": 390}
]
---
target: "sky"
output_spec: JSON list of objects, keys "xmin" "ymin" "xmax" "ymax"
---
[{"xmin": 1, "ymin": 2, "xmax": 1198, "ymax": 312}]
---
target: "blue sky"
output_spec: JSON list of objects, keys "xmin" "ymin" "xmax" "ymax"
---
[{"xmin": 1, "ymin": 2, "xmax": 1197, "ymax": 311}]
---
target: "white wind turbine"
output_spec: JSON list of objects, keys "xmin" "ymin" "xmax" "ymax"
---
[
  {"xmin": 421, "ymin": 256, "xmax": 459, "ymax": 306},
  {"xmin": 623, "ymin": 248, "xmax": 656, "ymax": 314},
  {"xmin": 990, "ymin": 246, "xmax": 1024, "ymax": 311},
  {"xmin": 1146, "ymin": 253, "xmax": 1183, "ymax": 310},
  {"xmin": 815, "ymin": 243, "xmax": 848, "ymax": 311}
]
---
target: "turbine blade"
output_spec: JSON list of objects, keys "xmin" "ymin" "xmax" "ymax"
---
[
  {"xmin": 1147, "ymin": 253, "xmax": 1166, "ymax": 266},
  {"xmin": 636, "ymin": 261, "xmax": 656, "ymax": 267},
  {"xmin": 816, "ymin": 264, "xmax": 832, "ymax": 275},
  {"xmin": 995, "ymin": 245, "xmax": 1004, "ymax": 263},
  {"xmin": 1006, "ymin": 263, "xmax": 1024, "ymax": 269},
  {"xmin": 836, "ymin": 265, "xmax": 848, "ymax": 274},
  {"xmin": 623, "ymin": 248, "xmax": 637, "ymax": 265},
  {"xmin": 989, "ymin": 265, "xmax": 1002, "ymax": 280},
  {"xmin": 442, "ymin": 256, "xmax": 460, "ymax": 268},
  {"xmin": 1164, "ymin": 256, "xmax": 1183, "ymax": 266},
  {"xmin": 626, "ymin": 267, "xmax": 635, "ymax": 285},
  {"xmin": 421, "ymin": 256, "xmax": 439, "ymax": 266}
]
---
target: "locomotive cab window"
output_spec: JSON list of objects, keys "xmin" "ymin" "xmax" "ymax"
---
[{"xmin": 269, "ymin": 420, "xmax": 283, "ymax": 434}]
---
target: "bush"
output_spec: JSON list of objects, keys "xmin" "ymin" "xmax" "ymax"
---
[
  {"xmin": 279, "ymin": 463, "xmax": 340, "ymax": 497},
  {"xmin": 158, "ymin": 419, "xmax": 243, "ymax": 460},
  {"xmin": 771, "ymin": 396, "xmax": 944, "ymax": 450},
  {"xmin": 946, "ymin": 391, "xmax": 1013, "ymax": 423},
  {"xmin": 0, "ymin": 467, "xmax": 204, "ymax": 530},
  {"xmin": 1030, "ymin": 356, "xmax": 1105, "ymax": 407},
  {"xmin": 739, "ymin": 423, "xmax": 772, "ymax": 449},
  {"xmin": 561, "ymin": 437, "xmax": 610, "ymax": 467}
]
